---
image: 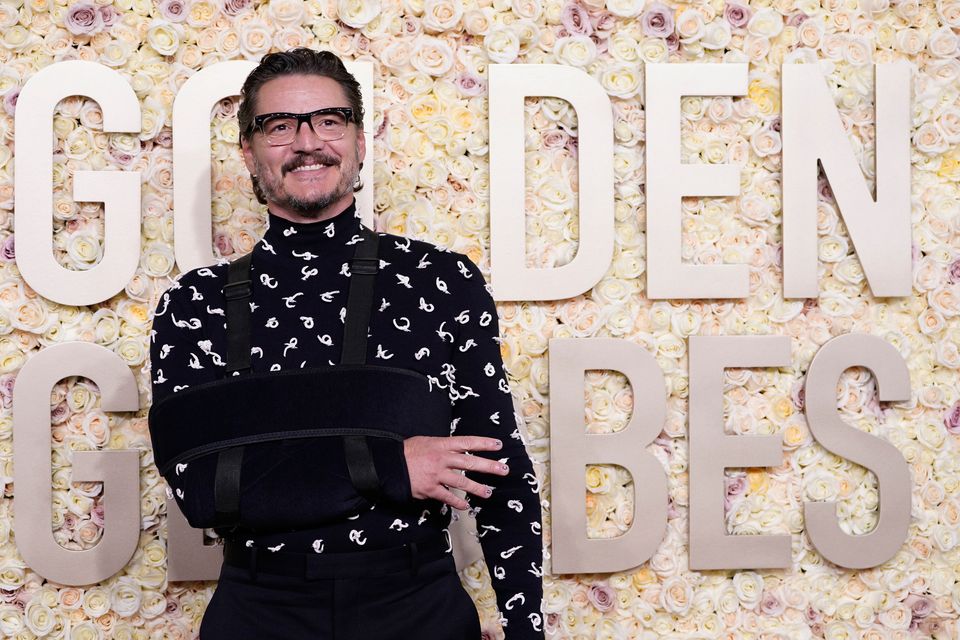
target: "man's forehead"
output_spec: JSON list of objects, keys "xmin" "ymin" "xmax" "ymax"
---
[{"xmin": 255, "ymin": 74, "xmax": 350, "ymax": 112}]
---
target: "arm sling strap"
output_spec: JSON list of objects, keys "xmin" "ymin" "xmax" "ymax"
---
[{"xmin": 212, "ymin": 226, "xmax": 382, "ymax": 533}]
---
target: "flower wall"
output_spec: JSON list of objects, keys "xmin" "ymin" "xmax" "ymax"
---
[{"xmin": 0, "ymin": 0, "xmax": 958, "ymax": 638}]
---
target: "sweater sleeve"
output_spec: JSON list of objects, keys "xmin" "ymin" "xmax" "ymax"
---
[
  {"xmin": 148, "ymin": 273, "xmax": 413, "ymax": 533},
  {"xmin": 446, "ymin": 254, "xmax": 545, "ymax": 639}
]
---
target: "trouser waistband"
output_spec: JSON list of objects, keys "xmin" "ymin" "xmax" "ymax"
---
[{"xmin": 222, "ymin": 536, "xmax": 451, "ymax": 581}]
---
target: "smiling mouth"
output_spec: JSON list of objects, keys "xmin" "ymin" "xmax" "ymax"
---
[{"xmin": 290, "ymin": 163, "xmax": 333, "ymax": 173}]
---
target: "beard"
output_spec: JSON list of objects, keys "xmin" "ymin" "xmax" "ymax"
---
[{"xmin": 252, "ymin": 142, "xmax": 360, "ymax": 219}]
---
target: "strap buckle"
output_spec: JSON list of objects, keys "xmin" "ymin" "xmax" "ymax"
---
[{"xmin": 223, "ymin": 279, "xmax": 252, "ymax": 300}]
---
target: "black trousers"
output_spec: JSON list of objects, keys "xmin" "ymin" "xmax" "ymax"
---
[{"xmin": 199, "ymin": 540, "xmax": 482, "ymax": 639}]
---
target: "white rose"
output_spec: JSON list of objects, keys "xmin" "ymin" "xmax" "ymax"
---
[
  {"xmin": 938, "ymin": 0, "xmax": 960, "ymax": 27},
  {"xmin": 913, "ymin": 122, "xmax": 948, "ymax": 154},
  {"xmin": 702, "ymin": 19, "xmax": 732, "ymax": 49},
  {"xmin": 895, "ymin": 27, "xmax": 924, "ymax": 54},
  {"xmin": 422, "ymin": 0, "xmax": 462, "ymax": 32},
  {"xmin": 338, "ymin": 0, "xmax": 380, "ymax": 29},
  {"xmin": 676, "ymin": 9, "xmax": 705, "ymax": 42},
  {"xmin": 639, "ymin": 36, "xmax": 668, "ymax": 62},
  {"xmin": 843, "ymin": 37, "xmax": 872, "ymax": 66},
  {"xmin": 66, "ymin": 231, "xmax": 103, "ymax": 268},
  {"xmin": 600, "ymin": 65, "xmax": 640, "ymax": 99},
  {"xmin": 146, "ymin": 20, "xmax": 182, "ymax": 56},
  {"xmin": 81, "ymin": 586, "xmax": 111, "ymax": 618},
  {"xmin": 733, "ymin": 572, "xmax": 763, "ymax": 608},
  {"xmin": 554, "ymin": 35, "xmax": 596, "ymax": 67},
  {"xmin": 748, "ymin": 8, "xmax": 783, "ymax": 38},
  {"xmin": 410, "ymin": 36, "xmax": 454, "ymax": 76},
  {"xmin": 605, "ymin": 0, "xmax": 642, "ymax": 18},
  {"xmin": 268, "ymin": 0, "xmax": 305, "ymax": 25},
  {"xmin": 463, "ymin": 8, "xmax": 493, "ymax": 36},
  {"xmin": 110, "ymin": 577, "xmax": 143, "ymax": 618},
  {"xmin": 23, "ymin": 601, "xmax": 55, "ymax": 637},
  {"xmin": 141, "ymin": 242, "xmax": 175, "ymax": 277},
  {"xmin": 239, "ymin": 20, "xmax": 272, "ymax": 60},
  {"xmin": 750, "ymin": 128, "xmax": 781, "ymax": 157},
  {"xmin": 928, "ymin": 25, "xmax": 959, "ymax": 57},
  {"xmin": 484, "ymin": 26, "xmax": 520, "ymax": 63}
]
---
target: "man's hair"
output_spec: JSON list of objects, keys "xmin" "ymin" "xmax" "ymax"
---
[
  {"xmin": 238, "ymin": 48, "xmax": 365, "ymax": 203},
  {"xmin": 238, "ymin": 48, "xmax": 364, "ymax": 140}
]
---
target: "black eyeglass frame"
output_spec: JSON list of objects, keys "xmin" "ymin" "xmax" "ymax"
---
[{"xmin": 247, "ymin": 107, "xmax": 356, "ymax": 145}]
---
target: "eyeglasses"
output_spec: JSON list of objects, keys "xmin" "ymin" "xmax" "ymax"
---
[{"xmin": 250, "ymin": 107, "xmax": 355, "ymax": 146}]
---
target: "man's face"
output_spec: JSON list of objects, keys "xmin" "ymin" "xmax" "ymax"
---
[{"xmin": 241, "ymin": 74, "xmax": 365, "ymax": 223}]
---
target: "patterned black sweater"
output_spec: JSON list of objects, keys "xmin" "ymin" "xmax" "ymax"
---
[{"xmin": 148, "ymin": 199, "xmax": 544, "ymax": 638}]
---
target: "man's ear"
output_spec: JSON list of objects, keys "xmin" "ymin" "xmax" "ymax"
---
[
  {"xmin": 240, "ymin": 136, "xmax": 256, "ymax": 175},
  {"xmin": 356, "ymin": 125, "xmax": 366, "ymax": 165}
]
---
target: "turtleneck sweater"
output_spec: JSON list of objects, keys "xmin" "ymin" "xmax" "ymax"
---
[{"xmin": 149, "ymin": 200, "xmax": 544, "ymax": 638}]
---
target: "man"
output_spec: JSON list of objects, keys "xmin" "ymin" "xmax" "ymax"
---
[{"xmin": 148, "ymin": 48, "xmax": 544, "ymax": 639}]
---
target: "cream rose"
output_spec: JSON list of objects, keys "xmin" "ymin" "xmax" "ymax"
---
[
  {"xmin": 410, "ymin": 36, "xmax": 455, "ymax": 76},
  {"xmin": 146, "ymin": 20, "xmax": 182, "ymax": 56},
  {"xmin": 338, "ymin": 0, "xmax": 380, "ymax": 29},
  {"xmin": 422, "ymin": 0, "xmax": 462, "ymax": 32},
  {"xmin": 554, "ymin": 35, "xmax": 597, "ymax": 67},
  {"xmin": 484, "ymin": 26, "xmax": 520, "ymax": 63}
]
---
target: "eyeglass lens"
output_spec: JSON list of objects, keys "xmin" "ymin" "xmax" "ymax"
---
[{"xmin": 262, "ymin": 112, "xmax": 348, "ymax": 144}]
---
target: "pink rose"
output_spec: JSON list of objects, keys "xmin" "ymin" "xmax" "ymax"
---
[
  {"xmin": 760, "ymin": 592, "xmax": 785, "ymax": 616},
  {"xmin": 587, "ymin": 584, "xmax": 616, "ymax": 612},
  {"xmin": 214, "ymin": 231, "xmax": 234, "ymax": 257},
  {"xmin": 0, "ymin": 373, "xmax": 16, "ymax": 408},
  {"xmin": 99, "ymin": 5, "xmax": 120, "ymax": 27},
  {"xmin": 64, "ymin": 3, "xmax": 105, "ymax": 36},
  {"xmin": 945, "ymin": 401, "xmax": 960, "ymax": 435},
  {"xmin": 561, "ymin": 2, "xmax": 592, "ymax": 36},
  {"xmin": 787, "ymin": 12, "xmax": 807, "ymax": 27},
  {"xmin": 791, "ymin": 380, "xmax": 805, "ymax": 410},
  {"xmin": 3, "ymin": 87, "xmax": 19, "ymax": 117},
  {"xmin": 724, "ymin": 2, "xmax": 752, "ymax": 29},
  {"xmin": 0, "ymin": 234, "xmax": 14, "ymax": 263},
  {"xmin": 158, "ymin": 0, "xmax": 188, "ymax": 22},
  {"xmin": 948, "ymin": 259, "xmax": 960, "ymax": 283},
  {"xmin": 51, "ymin": 400, "xmax": 69, "ymax": 424},
  {"xmin": 641, "ymin": 2, "xmax": 674, "ymax": 38},
  {"xmin": 455, "ymin": 73, "xmax": 485, "ymax": 97},
  {"xmin": 221, "ymin": 0, "xmax": 252, "ymax": 17},
  {"xmin": 907, "ymin": 594, "xmax": 935, "ymax": 618},
  {"xmin": 592, "ymin": 11, "xmax": 616, "ymax": 37}
]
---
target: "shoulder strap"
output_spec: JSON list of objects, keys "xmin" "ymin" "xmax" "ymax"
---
[
  {"xmin": 340, "ymin": 225, "xmax": 380, "ymax": 365},
  {"xmin": 224, "ymin": 252, "xmax": 253, "ymax": 375},
  {"xmin": 215, "ymin": 252, "xmax": 253, "ymax": 534},
  {"xmin": 339, "ymin": 225, "xmax": 382, "ymax": 504}
]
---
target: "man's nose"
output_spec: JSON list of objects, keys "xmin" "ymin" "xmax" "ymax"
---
[{"xmin": 289, "ymin": 119, "xmax": 326, "ymax": 151}]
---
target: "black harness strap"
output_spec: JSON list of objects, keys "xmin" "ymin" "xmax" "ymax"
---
[
  {"xmin": 339, "ymin": 227, "xmax": 382, "ymax": 505},
  {"xmin": 340, "ymin": 228, "xmax": 379, "ymax": 365},
  {"xmin": 224, "ymin": 252, "xmax": 253, "ymax": 375},
  {"xmin": 217, "ymin": 223, "xmax": 384, "ymax": 531},
  {"xmin": 213, "ymin": 252, "xmax": 253, "ymax": 534}
]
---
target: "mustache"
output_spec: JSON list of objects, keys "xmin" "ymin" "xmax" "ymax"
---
[{"xmin": 283, "ymin": 154, "xmax": 341, "ymax": 172}]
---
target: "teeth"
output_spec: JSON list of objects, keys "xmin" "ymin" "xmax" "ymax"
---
[{"xmin": 292, "ymin": 163, "xmax": 330, "ymax": 172}]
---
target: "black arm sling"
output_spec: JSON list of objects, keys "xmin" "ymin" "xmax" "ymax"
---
[{"xmin": 148, "ymin": 225, "xmax": 451, "ymax": 534}]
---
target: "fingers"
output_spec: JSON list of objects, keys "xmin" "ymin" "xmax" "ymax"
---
[
  {"xmin": 447, "ymin": 452, "xmax": 509, "ymax": 476},
  {"xmin": 431, "ymin": 486, "xmax": 469, "ymax": 511},
  {"xmin": 440, "ymin": 470, "xmax": 493, "ymax": 499},
  {"xmin": 445, "ymin": 436, "xmax": 502, "ymax": 452}
]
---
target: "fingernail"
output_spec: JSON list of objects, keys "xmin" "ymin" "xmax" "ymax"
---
[
  {"xmin": 486, "ymin": 487, "xmax": 493, "ymax": 496},
  {"xmin": 495, "ymin": 440, "xmax": 502, "ymax": 448},
  {"xmin": 501, "ymin": 464, "xmax": 509, "ymax": 472}
]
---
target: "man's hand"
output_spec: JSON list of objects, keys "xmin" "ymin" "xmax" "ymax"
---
[{"xmin": 403, "ymin": 436, "xmax": 510, "ymax": 510}]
